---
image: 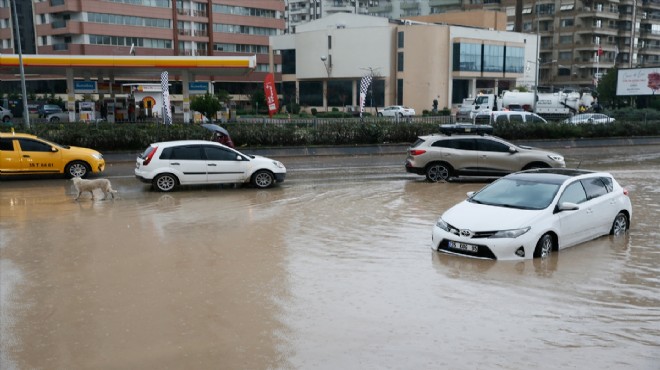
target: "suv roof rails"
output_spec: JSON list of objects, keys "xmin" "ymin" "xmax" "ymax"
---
[{"xmin": 438, "ymin": 124, "xmax": 493, "ymax": 136}]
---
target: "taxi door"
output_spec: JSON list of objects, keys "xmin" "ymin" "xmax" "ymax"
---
[
  {"xmin": 202, "ymin": 144, "xmax": 247, "ymax": 183},
  {"xmin": 0, "ymin": 137, "xmax": 23, "ymax": 174},
  {"xmin": 16, "ymin": 137, "xmax": 63, "ymax": 175}
]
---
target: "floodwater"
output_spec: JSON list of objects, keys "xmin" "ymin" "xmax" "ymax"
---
[{"xmin": 1, "ymin": 146, "xmax": 659, "ymax": 369}]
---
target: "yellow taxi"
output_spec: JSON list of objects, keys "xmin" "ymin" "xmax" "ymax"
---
[{"xmin": 0, "ymin": 131, "xmax": 105, "ymax": 178}]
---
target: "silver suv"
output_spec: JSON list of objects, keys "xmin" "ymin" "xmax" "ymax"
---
[{"xmin": 405, "ymin": 134, "xmax": 565, "ymax": 182}]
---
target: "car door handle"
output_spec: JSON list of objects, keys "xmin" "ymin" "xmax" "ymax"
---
[
  {"xmin": 208, "ymin": 163, "xmax": 217, "ymax": 166},
  {"xmin": 23, "ymin": 155, "xmax": 30, "ymax": 158},
  {"xmin": 171, "ymin": 162, "xmax": 180, "ymax": 165}
]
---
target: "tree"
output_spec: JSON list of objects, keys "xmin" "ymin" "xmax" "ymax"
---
[
  {"xmin": 596, "ymin": 67, "xmax": 627, "ymax": 108},
  {"xmin": 190, "ymin": 93, "xmax": 221, "ymax": 121},
  {"xmin": 215, "ymin": 89, "xmax": 232, "ymax": 108},
  {"xmin": 247, "ymin": 89, "xmax": 266, "ymax": 114}
]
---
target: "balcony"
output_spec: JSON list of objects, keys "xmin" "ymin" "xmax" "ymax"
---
[
  {"xmin": 400, "ymin": 1, "xmax": 420, "ymax": 10},
  {"xmin": 52, "ymin": 20, "xmax": 67, "ymax": 29},
  {"xmin": 429, "ymin": 0, "xmax": 461, "ymax": 6},
  {"xmin": 52, "ymin": 43, "xmax": 68, "ymax": 51},
  {"xmin": 368, "ymin": 3, "xmax": 392, "ymax": 12}
]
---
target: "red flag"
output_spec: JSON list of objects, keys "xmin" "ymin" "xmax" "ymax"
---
[
  {"xmin": 263, "ymin": 73, "xmax": 279, "ymax": 118},
  {"xmin": 597, "ymin": 46, "xmax": 603, "ymax": 56}
]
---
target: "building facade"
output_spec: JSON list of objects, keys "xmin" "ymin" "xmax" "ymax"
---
[
  {"xmin": 284, "ymin": 0, "xmax": 660, "ymax": 92},
  {"xmin": 271, "ymin": 12, "xmax": 537, "ymax": 114},
  {"xmin": 0, "ymin": 0, "xmax": 285, "ymax": 100}
]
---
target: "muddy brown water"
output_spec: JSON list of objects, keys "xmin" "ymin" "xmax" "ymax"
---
[{"xmin": 1, "ymin": 146, "xmax": 659, "ymax": 369}]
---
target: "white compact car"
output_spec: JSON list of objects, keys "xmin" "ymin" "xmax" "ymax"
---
[
  {"xmin": 378, "ymin": 105, "xmax": 416, "ymax": 118},
  {"xmin": 135, "ymin": 140, "xmax": 286, "ymax": 191},
  {"xmin": 432, "ymin": 168, "xmax": 632, "ymax": 260}
]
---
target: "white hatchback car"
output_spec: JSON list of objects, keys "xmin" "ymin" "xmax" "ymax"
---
[
  {"xmin": 135, "ymin": 140, "xmax": 286, "ymax": 191},
  {"xmin": 432, "ymin": 168, "xmax": 632, "ymax": 260},
  {"xmin": 378, "ymin": 105, "xmax": 416, "ymax": 118}
]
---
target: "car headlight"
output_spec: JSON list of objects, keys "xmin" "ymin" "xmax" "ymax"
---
[
  {"xmin": 435, "ymin": 218, "xmax": 450, "ymax": 232},
  {"xmin": 548, "ymin": 154, "xmax": 564, "ymax": 162},
  {"xmin": 92, "ymin": 153, "xmax": 103, "ymax": 160},
  {"xmin": 489, "ymin": 227, "xmax": 531, "ymax": 239},
  {"xmin": 272, "ymin": 161, "xmax": 285, "ymax": 169}
]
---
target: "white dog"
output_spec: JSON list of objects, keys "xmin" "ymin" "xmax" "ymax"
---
[{"xmin": 71, "ymin": 177, "xmax": 117, "ymax": 200}]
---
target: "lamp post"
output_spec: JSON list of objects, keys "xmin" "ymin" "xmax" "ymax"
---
[
  {"xmin": 10, "ymin": 0, "xmax": 29, "ymax": 128},
  {"xmin": 320, "ymin": 55, "xmax": 332, "ymax": 111}
]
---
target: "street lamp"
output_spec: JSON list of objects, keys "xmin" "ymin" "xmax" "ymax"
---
[{"xmin": 320, "ymin": 55, "xmax": 332, "ymax": 76}]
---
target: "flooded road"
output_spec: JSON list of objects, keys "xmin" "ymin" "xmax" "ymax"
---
[{"xmin": 1, "ymin": 145, "xmax": 659, "ymax": 369}]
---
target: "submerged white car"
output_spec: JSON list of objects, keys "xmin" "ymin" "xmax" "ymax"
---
[
  {"xmin": 432, "ymin": 169, "xmax": 632, "ymax": 260},
  {"xmin": 135, "ymin": 140, "xmax": 286, "ymax": 191}
]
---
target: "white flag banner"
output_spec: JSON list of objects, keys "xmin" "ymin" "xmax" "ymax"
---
[
  {"xmin": 161, "ymin": 71, "xmax": 172, "ymax": 124},
  {"xmin": 359, "ymin": 74, "xmax": 372, "ymax": 118}
]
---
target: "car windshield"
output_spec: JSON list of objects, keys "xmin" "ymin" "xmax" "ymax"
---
[{"xmin": 469, "ymin": 178, "xmax": 561, "ymax": 210}]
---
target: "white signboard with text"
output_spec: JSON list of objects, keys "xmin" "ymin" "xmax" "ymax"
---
[{"xmin": 616, "ymin": 67, "xmax": 660, "ymax": 96}]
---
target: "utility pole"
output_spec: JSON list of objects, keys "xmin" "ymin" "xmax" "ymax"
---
[{"xmin": 11, "ymin": 0, "xmax": 30, "ymax": 128}]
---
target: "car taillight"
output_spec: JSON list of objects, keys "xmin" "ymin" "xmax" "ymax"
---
[
  {"xmin": 142, "ymin": 146, "xmax": 158, "ymax": 166},
  {"xmin": 623, "ymin": 188, "xmax": 629, "ymax": 196},
  {"xmin": 409, "ymin": 149, "xmax": 426, "ymax": 156}
]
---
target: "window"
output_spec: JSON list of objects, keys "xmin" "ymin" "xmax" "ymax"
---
[
  {"xmin": 477, "ymin": 138, "xmax": 509, "ymax": 152},
  {"xmin": 165, "ymin": 145, "xmax": 203, "ymax": 160},
  {"xmin": 397, "ymin": 52, "xmax": 404, "ymax": 72},
  {"xmin": 397, "ymin": 31, "xmax": 404, "ymax": 48},
  {"xmin": 504, "ymin": 46, "xmax": 524, "ymax": 73},
  {"xmin": 453, "ymin": 42, "xmax": 482, "ymax": 72},
  {"xmin": 559, "ymin": 35, "xmax": 573, "ymax": 44},
  {"xmin": 559, "ymin": 182, "xmax": 587, "ymax": 204},
  {"xmin": 204, "ymin": 146, "xmax": 238, "ymax": 161},
  {"xmin": 18, "ymin": 139, "xmax": 52, "ymax": 152},
  {"xmin": 581, "ymin": 177, "xmax": 609, "ymax": 200},
  {"xmin": 328, "ymin": 35, "xmax": 332, "ymax": 50},
  {"xmin": 483, "ymin": 44, "xmax": 504, "ymax": 72},
  {"xmin": 0, "ymin": 138, "xmax": 14, "ymax": 151},
  {"xmin": 560, "ymin": 18, "xmax": 574, "ymax": 27},
  {"xmin": 434, "ymin": 139, "xmax": 476, "ymax": 151},
  {"xmin": 559, "ymin": 51, "xmax": 572, "ymax": 60},
  {"xmin": 397, "ymin": 79, "xmax": 403, "ymax": 105}
]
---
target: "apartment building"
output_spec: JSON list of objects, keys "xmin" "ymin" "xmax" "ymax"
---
[
  {"xmin": 284, "ymin": 0, "xmax": 660, "ymax": 91},
  {"xmin": 0, "ymin": 0, "xmax": 285, "ymax": 97}
]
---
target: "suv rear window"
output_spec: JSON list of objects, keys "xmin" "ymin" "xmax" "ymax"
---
[{"xmin": 433, "ymin": 138, "xmax": 476, "ymax": 151}]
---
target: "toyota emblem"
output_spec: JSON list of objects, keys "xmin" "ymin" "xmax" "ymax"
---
[{"xmin": 460, "ymin": 229, "xmax": 473, "ymax": 238}]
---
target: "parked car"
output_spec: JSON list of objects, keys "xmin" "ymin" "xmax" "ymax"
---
[
  {"xmin": 474, "ymin": 111, "xmax": 547, "ymax": 125},
  {"xmin": 405, "ymin": 134, "xmax": 565, "ymax": 182},
  {"xmin": 378, "ymin": 105, "xmax": 416, "ymax": 118},
  {"xmin": 431, "ymin": 168, "xmax": 632, "ymax": 260},
  {"xmin": 46, "ymin": 111, "xmax": 103, "ymax": 123},
  {"xmin": 0, "ymin": 132, "xmax": 105, "ymax": 178},
  {"xmin": 134, "ymin": 140, "xmax": 286, "ymax": 192},
  {"xmin": 0, "ymin": 106, "xmax": 13, "ymax": 122},
  {"xmin": 37, "ymin": 104, "xmax": 63, "ymax": 118},
  {"xmin": 563, "ymin": 113, "xmax": 615, "ymax": 124}
]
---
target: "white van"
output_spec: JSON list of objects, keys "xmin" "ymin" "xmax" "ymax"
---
[{"xmin": 474, "ymin": 111, "xmax": 547, "ymax": 125}]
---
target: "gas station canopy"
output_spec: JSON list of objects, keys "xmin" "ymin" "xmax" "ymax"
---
[{"xmin": 0, "ymin": 54, "xmax": 257, "ymax": 79}]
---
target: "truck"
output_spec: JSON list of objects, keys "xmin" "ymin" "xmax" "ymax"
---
[{"xmin": 456, "ymin": 90, "xmax": 595, "ymax": 121}]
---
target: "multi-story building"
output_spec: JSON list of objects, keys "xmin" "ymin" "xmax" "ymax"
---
[
  {"xmin": 285, "ymin": 0, "xmax": 660, "ymax": 91},
  {"xmin": 0, "ymin": 0, "xmax": 285, "ymax": 100},
  {"xmin": 271, "ymin": 12, "xmax": 537, "ymax": 114}
]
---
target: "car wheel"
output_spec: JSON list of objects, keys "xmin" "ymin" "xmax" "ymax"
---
[
  {"xmin": 2, "ymin": 116, "xmax": 9, "ymax": 122},
  {"xmin": 65, "ymin": 161, "xmax": 90, "ymax": 179},
  {"xmin": 398, "ymin": 113, "xmax": 404, "ymax": 118},
  {"xmin": 153, "ymin": 173, "xmax": 178, "ymax": 192},
  {"xmin": 251, "ymin": 170, "xmax": 274, "ymax": 189},
  {"xmin": 377, "ymin": 112, "xmax": 383, "ymax": 117},
  {"xmin": 50, "ymin": 117, "xmax": 60, "ymax": 123},
  {"xmin": 425, "ymin": 163, "xmax": 452, "ymax": 182},
  {"xmin": 610, "ymin": 212, "xmax": 628, "ymax": 235},
  {"xmin": 533, "ymin": 233, "xmax": 554, "ymax": 259}
]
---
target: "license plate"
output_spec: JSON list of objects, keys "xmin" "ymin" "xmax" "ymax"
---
[{"xmin": 448, "ymin": 241, "xmax": 478, "ymax": 253}]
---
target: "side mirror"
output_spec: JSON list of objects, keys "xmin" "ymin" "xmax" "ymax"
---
[
  {"xmin": 51, "ymin": 147, "xmax": 58, "ymax": 153},
  {"xmin": 466, "ymin": 191, "xmax": 475, "ymax": 198},
  {"xmin": 558, "ymin": 202, "xmax": 579, "ymax": 211},
  {"xmin": 509, "ymin": 146, "xmax": 517, "ymax": 153}
]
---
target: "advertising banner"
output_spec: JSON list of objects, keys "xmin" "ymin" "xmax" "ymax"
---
[
  {"xmin": 263, "ymin": 73, "xmax": 279, "ymax": 118},
  {"xmin": 616, "ymin": 67, "xmax": 660, "ymax": 96}
]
